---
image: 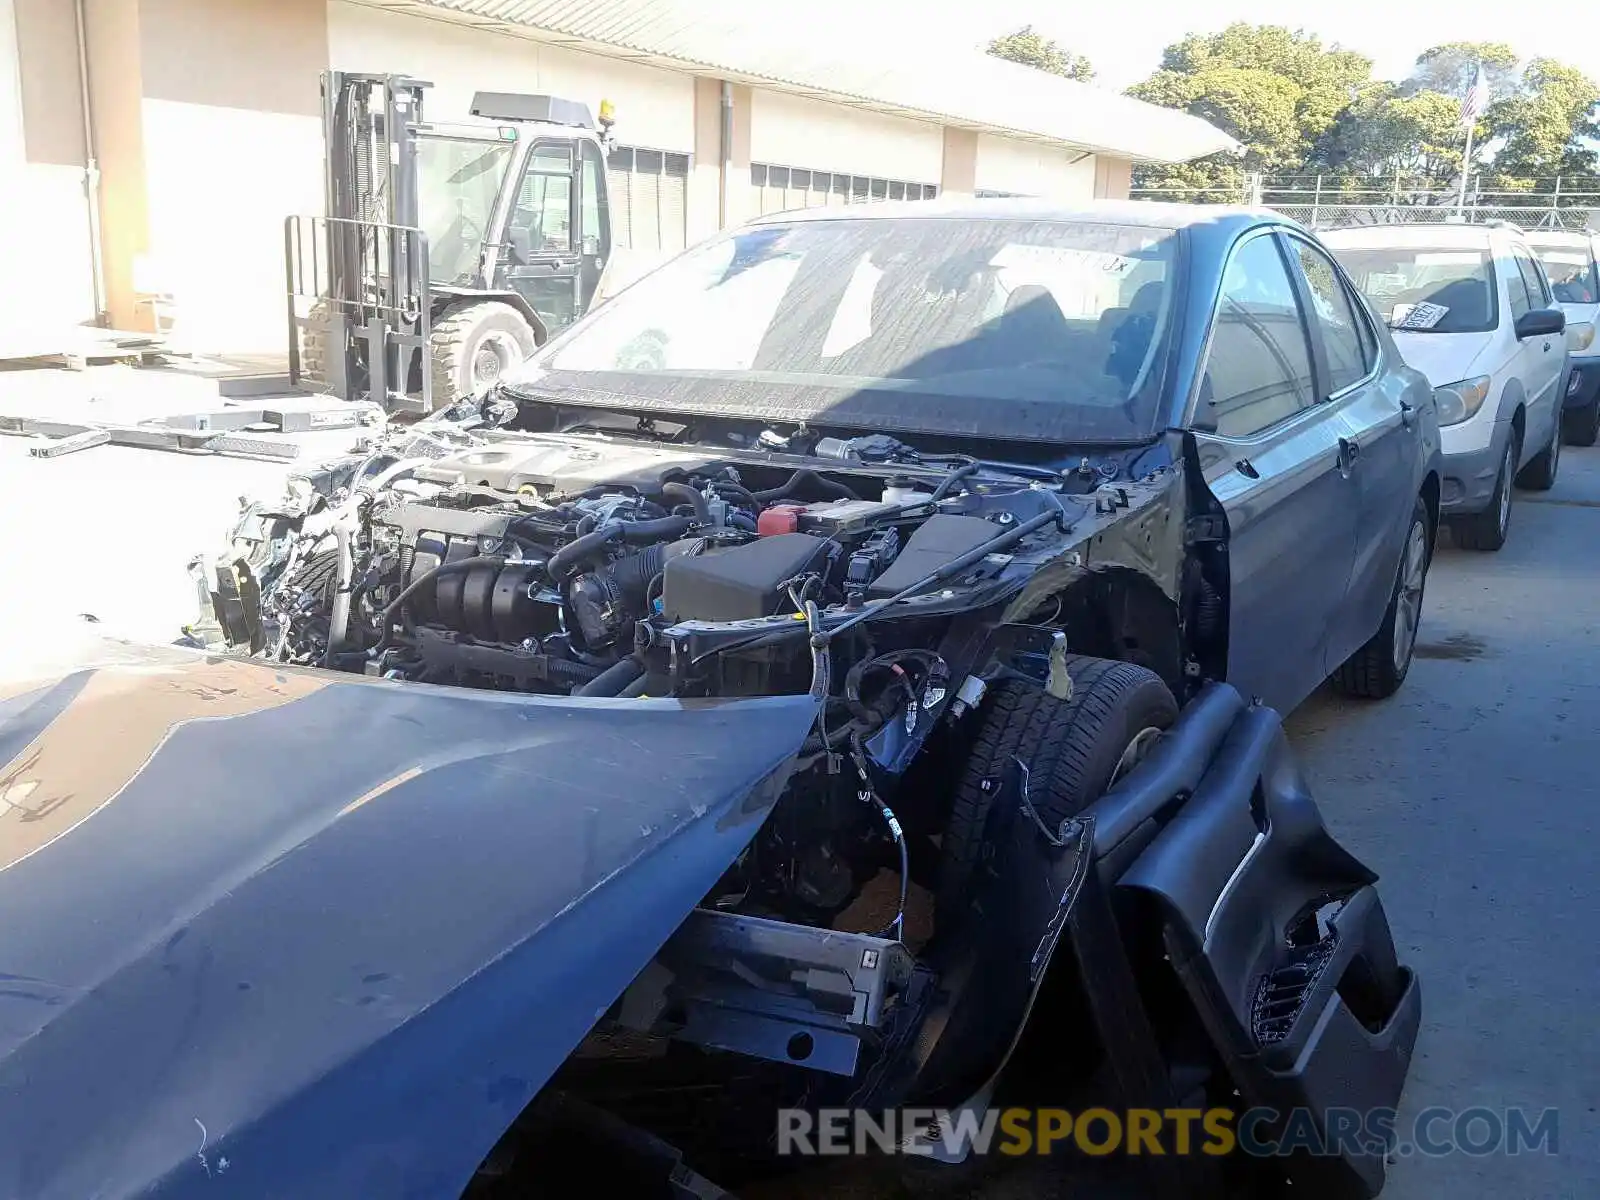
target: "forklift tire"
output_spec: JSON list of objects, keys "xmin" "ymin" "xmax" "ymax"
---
[
  {"xmin": 935, "ymin": 659, "xmax": 1178, "ymax": 928},
  {"xmin": 431, "ymin": 301, "xmax": 540, "ymax": 406},
  {"xmin": 296, "ymin": 300, "xmax": 333, "ymax": 391}
]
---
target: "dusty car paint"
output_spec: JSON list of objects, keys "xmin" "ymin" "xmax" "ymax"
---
[{"xmin": 0, "ymin": 646, "xmax": 816, "ymax": 1200}]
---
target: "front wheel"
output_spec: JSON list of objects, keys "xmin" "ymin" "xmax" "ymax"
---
[
  {"xmin": 936, "ymin": 659, "xmax": 1178, "ymax": 927},
  {"xmin": 1332, "ymin": 497, "xmax": 1430, "ymax": 699},
  {"xmin": 1516, "ymin": 415, "xmax": 1561, "ymax": 491},
  {"xmin": 1449, "ymin": 431, "xmax": 1518, "ymax": 552},
  {"xmin": 1562, "ymin": 399, "xmax": 1600, "ymax": 446}
]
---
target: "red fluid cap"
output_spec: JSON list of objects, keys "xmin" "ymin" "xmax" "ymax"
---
[{"xmin": 757, "ymin": 504, "xmax": 803, "ymax": 536}]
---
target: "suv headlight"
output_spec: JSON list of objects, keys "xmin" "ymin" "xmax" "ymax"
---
[
  {"xmin": 1569, "ymin": 321, "xmax": 1595, "ymax": 352},
  {"xmin": 1433, "ymin": 376, "xmax": 1492, "ymax": 426}
]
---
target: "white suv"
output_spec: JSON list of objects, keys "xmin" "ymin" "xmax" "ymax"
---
[
  {"xmin": 1526, "ymin": 229, "xmax": 1600, "ymax": 445},
  {"xmin": 1323, "ymin": 223, "xmax": 1568, "ymax": 551}
]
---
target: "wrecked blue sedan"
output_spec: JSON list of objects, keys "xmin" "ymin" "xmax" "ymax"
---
[{"xmin": 4, "ymin": 204, "xmax": 1423, "ymax": 1199}]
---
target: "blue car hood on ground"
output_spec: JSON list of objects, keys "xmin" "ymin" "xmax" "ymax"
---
[{"xmin": 0, "ymin": 647, "xmax": 816, "ymax": 1199}]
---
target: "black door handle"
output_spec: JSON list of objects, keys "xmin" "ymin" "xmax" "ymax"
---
[
  {"xmin": 1338, "ymin": 437, "xmax": 1362, "ymax": 471},
  {"xmin": 1235, "ymin": 458, "xmax": 1259, "ymax": 479},
  {"xmin": 1399, "ymin": 400, "xmax": 1417, "ymax": 429}
]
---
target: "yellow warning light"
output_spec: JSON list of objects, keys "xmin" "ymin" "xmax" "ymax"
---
[{"xmin": 598, "ymin": 98, "xmax": 616, "ymax": 127}]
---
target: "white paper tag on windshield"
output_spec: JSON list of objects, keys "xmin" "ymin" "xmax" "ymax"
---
[
  {"xmin": 990, "ymin": 244, "xmax": 1137, "ymax": 276},
  {"xmin": 1391, "ymin": 301, "xmax": 1449, "ymax": 330}
]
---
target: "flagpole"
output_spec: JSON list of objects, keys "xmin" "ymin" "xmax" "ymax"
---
[{"xmin": 1456, "ymin": 60, "xmax": 1485, "ymax": 218}]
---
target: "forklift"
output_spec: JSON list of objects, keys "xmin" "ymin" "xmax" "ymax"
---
[{"xmin": 287, "ymin": 71, "xmax": 618, "ymax": 414}]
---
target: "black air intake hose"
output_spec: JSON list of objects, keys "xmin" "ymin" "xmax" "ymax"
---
[
  {"xmin": 753, "ymin": 469, "xmax": 860, "ymax": 503},
  {"xmin": 545, "ymin": 516, "xmax": 694, "ymax": 582},
  {"xmin": 603, "ymin": 542, "xmax": 667, "ymax": 604},
  {"xmin": 574, "ymin": 655, "xmax": 646, "ymax": 697}
]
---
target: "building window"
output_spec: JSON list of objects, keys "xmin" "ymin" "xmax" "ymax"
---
[
  {"xmin": 607, "ymin": 145, "xmax": 690, "ymax": 254},
  {"xmin": 750, "ymin": 162, "xmax": 938, "ymax": 216}
]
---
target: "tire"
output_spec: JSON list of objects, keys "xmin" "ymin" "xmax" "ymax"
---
[
  {"xmin": 1516, "ymin": 415, "xmax": 1561, "ymax": 491},
  {"xmin": 1449, "ymin": 429, "xmax": 1518, "ymax": 552},
  {"xmin": 936, "ymin": 659, "xmax": 1178, "ymax": 926},
  {"xmin": 296, "ymin": 299, "xmax": 334, "ymax": 391},
  {"xmin": 430, "ymin": 301, "xmax": 540, "ymax": 408},
  {"xmin": 1562, "ymin": 400, "xmax": 1600, "ymax": 446},
  {"xmin": 1332, "ymin": 497, "xmax": 1430, "ymax": 699}
]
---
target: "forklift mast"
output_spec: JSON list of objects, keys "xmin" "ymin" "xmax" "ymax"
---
[{"xmin": 287, "ymin": 71, "xmax": 434, "ymax": 411}]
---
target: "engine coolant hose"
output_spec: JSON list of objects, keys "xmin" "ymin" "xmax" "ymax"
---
[
  {"xmin": 753, "ymin": 469, "xmax": 860, "ymax": 503},
  {"xmin": 661, "ymin": 481, "xmax": 710, "ymax": 522},
  {"xmin": 574, "ymin": 655, "xmax": 646, "ymax": 697}
]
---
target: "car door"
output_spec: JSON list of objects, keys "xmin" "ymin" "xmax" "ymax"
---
[
  {"xmin": 1513, "ymin": 248, "xmax": 1564, "ymax": 450},
  {"xmin": 1285, "ymin": 234, "xmax": 1418, "ymax": 668},
  {"xmin": 1188, "ymin": 229, "xmax": 1361, "ymax": 714}
]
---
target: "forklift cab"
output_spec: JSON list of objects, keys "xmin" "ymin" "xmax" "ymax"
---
[{"xmin": 418, "ymin": 92, "xmax": 614, "ymax": 338}]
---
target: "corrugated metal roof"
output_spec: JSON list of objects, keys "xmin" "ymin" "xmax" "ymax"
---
[{"xmin": 361, "ymin": 0, "xmax": 1237, "ymax": 165}]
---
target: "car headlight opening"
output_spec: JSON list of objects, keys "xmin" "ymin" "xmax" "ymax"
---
[{"xmin": 1432, "ymin": 376, "xmax": 1492, "ymax": 426}]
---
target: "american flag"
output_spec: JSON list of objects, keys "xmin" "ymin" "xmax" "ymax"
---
[{"xmin": 1460, "ymin": 62, "xmax": 1488, "ymax": 127}]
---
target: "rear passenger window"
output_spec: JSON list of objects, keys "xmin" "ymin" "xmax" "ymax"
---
[
  {"xmin": 1293, "ymin": 240, "xmax": 1371, "ymax": 393},
  {"xmin": 1506, "ymin": 260, "xmax": 1533, "ymax": 320},
  {"xmin": 1516, "ymin": 253, "xmax": 1551, "ymax": 308},
  {"xmin": 1201, "ymin": 234, "xmax": 1316, "ymax": 438}
]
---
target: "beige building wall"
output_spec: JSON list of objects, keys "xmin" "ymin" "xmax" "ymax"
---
[
  {"xmin": 975, "ymin": 133, "xmax": 1097, "ymax": 200},
  {"xmin": 3, "ymin": 0, "xmax": 98, "ymax": 335},
  {"xmin": 749, "ymin": 91, "xmax": 942, "ymax": 185},
  {"xmin": 327, "ymin": 2, "xmax": 693, "ymax": 153},
  {"xmin": 133, "ymin": 0, "xmax": 327, "ymax": 353},
  {"xmin": 1095, "ymin": 156, "xmax": 1134, "ymax": 200},
  {"xmin": 939, "ymin": 128, "xmax": 978, "ymax": 200}
]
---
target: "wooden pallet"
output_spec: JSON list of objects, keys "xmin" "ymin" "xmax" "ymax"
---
[{"xmin": 0, "ymin": 327, "xmax": 173, "ymax": 371}]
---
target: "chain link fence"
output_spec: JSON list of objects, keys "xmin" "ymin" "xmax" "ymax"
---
[{"xmin": 1131, "ymin": 177, "xmax": 1600, "ymax": 233}]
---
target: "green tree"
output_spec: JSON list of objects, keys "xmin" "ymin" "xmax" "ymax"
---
[
  {"xmin": 1405, "ymin": 42, "xmax": 1520, "ymax": 102},
  {"xmin": 1312, "ymin": 86, "xmax": 1475, "ymax": 193},
  {"xmin": 986, "ymin": 27, "xmax": 1095, "ymax": 82},
  {"xmin": 1487, "ymin": 58, "xmax": 1600, "ymax": 187},
  {"xmin": 1127, "ymin": 24, "xmax": 1375, "ymax": 194}
]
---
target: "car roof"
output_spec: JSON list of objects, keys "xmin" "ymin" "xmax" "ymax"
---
[
  {"xmin": 1318, "ymin": 222, "xmax": 1501, "ymax": 250},
  {"xmin": 1525, "ymin": 230, "xmax": 1594, "ymax": 249},
  {"xmin": 745, "ymin": 197, "xmax": 1289, "ymax": 242}
]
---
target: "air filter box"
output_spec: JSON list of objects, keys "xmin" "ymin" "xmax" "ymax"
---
[{"xmin": 662, "ymin": 533, "xmax": 832, "ymax": 623}]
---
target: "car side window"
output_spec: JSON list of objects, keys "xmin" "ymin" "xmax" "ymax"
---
[
  {"xmin": 1201, "ymin": 233, "xmax": 1317, "ymax": 438},
  {"xmin": 1292, "ymin": 239, "xmax": 1370, "ymax": 393},
  {"xmin": 1505, "ymin": 257, "xmax": 1533, "ymax": 320},
  {"xmin": 1515, "ymin": 252, "xmax": 1551, "ymax": 308}
]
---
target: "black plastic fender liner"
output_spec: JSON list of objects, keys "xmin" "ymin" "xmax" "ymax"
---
[
  {"xmin": 1115, "ymin": 703, "xmax": 1421, "ymax": 1200},
  {"xmin": 1085, "ymin": 680, "xmax": 1246, "ymax": 875},
  {"xmin": 878, "ymin": 799, "xmax": 1097, "ymax": 1115}
]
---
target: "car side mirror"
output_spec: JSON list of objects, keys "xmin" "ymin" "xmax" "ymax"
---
[{"xmin": 1515, "ymin": 307, "xmax": 1565, "ymax": 339}]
